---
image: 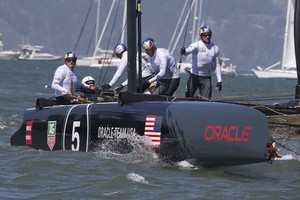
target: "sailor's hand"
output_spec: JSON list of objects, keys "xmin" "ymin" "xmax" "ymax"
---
[
  {"xmin": 215, "ymin": 82, "xmax": 222, "ymax": 92},
  {"xmin": 148, "ymin": 82, "xmax": 156, "ymax": 93},
  {"xmin": 101, "ymin": 84, "xmax": 111, "ymax": 90},
  {"xmin": 67, "ymin": 89, "xmax": 73, "ymax": 95},
  {"xmin": 114, "ymin": 85, "xmax": 124, "ymax": 93},
  {"xmin": 180, "ymin": 47, "xmax": 186, "ymax": 55}
]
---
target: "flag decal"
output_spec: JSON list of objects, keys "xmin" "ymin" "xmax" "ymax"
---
[{"xmin": 144, "ymin": 115, "xmax": 163, "ymax": 147}]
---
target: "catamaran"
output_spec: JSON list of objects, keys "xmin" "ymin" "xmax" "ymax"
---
[{"xmin": 13, "ymin": 0, "xmax": 300, "ymax": 167}]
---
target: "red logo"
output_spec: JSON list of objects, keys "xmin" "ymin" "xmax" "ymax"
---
[{"xmin": 204, "ymin": 125, "xmax": 252, "ymax": 142}]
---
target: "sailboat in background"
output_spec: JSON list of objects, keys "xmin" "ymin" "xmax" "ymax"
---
[
  {"xmin": 76, "ymin": 0, "xmax": 126, "ymax": 68},
  {"xmin": 252, "ymin": 0, "xmax": 296, "ymax": 79},
  {"xmin": 0, "ymin": 33, "xmax": 20, "ymax": 60},
  {"xmin": 169, "ymin": 0, "xmax": 237, "ymax": 76}
]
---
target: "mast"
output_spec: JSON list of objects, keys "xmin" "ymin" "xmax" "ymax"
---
[
  {"xmin": 137, "ymin": 0, "xmax": 142, "ymax": 93},
  {"xmin": 295, "ymin": 0, "xmax": 300, "ymax": 98},
  {"xmin": 95, "ymin": 0, "xmax": 100, "ymax": 49},
  {"xmin": 121, "ymin": 0, "xmax": 127, "ymax": 44},
  {"xmin": 127, "ymin": 0, "xmax": 137, "ymax": 92}
]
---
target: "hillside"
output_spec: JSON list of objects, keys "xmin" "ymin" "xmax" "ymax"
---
[{"xmin": 0, "ymin": 0, "xmax": 287, "ymax": 71}]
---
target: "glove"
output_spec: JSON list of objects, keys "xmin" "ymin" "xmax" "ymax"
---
[
  {"xmin": 142, "ymin": 79, "xmax": 150, "ymax": 87},
  {"xmin": 101, "ymin": 84, "xmax": 111, "ymax": 90},
  {"xmin": 215, "ymin": 82, "xmax": 222, "ymax": 92},
  {"xmin": 114, "ymin": 85, "xmax": 124, "ymax": 93},
  {"xmin": 180, "ymin": 47, "xmax": 186, "ymax": 55}
]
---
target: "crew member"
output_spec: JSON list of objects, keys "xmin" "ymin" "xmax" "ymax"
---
[
  {"xmin": 266, "ymin": 141, "xmax": 282, "ymax": 164},
  {"xmin": 142, "ymin": 38, "xmax": 180, "ymax": 96},
  {"xmin": 51, "ymin": 51, "xmax": 96, "ymax": 103},
  {"xmin": 181, "ymin": 25, "xmax": 222, "ymax": 99},
  {"xmin": 101, "ymin": 44, "xmax": 154, "ymax": 93},
  {"xmin": 81, "ymin": 76, "xmax": 96, "ymax": 94}
]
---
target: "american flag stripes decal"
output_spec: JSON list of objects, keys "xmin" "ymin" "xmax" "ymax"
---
[{"xmin": 144, "ymin": 115, "xmax": 163, "ymax": 147}]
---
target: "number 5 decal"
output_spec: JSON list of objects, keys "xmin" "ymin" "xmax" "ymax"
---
[{"xmin": 72, "ymin": 121, "xmax": 80, "ymax": 151}]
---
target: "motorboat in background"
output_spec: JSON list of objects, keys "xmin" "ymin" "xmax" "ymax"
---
[
  {"xmin": 252, "ymin": 0, "xmax": 296, "ymax": 79},
  {"xmin": 220, "ymin": 57, "xmax": 237, "ymax": 77},
  {"xmin": 18, "ymin": 45, "xmax": 62, "ymax": 61},
  {"xmin": 0, "ymin": 33, "xmax": 20, "ymax": 60}
]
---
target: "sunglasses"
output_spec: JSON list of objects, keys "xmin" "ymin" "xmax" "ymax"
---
[
  {"xmin": 66, "ymin": 58, "xmax": 77, "ymax": 62},
  {"xmin": 85, "ymin": 81, "xmax": 95, "ymax": 85},
  {"xmin": 202, "ymin": 34, "xmax": 212, "ymax": 38}
]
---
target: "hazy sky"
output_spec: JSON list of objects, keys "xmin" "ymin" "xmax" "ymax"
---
[{"xmin": 0, "ymin": 0, "xmax": 288, "ymax": 70}]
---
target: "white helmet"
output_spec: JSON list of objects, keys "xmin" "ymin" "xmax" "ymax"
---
[
  {"xmin": 114, "ymin": 44, "xmax": 127, "ymax": 55},
  {"xmin": 82, "ymin": 76, "xmax": 95, "ymax": 87}
]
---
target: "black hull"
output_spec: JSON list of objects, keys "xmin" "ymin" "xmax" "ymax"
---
[{"xmin": 11, "ymin": 95, "xmax": 272, "ymax": 167}]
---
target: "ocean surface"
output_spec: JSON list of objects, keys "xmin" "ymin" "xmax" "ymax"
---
[{"xmin": 1, "ymin": 60, "xmax": 300, "ymax": 200}]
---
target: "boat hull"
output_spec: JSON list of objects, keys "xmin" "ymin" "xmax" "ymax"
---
[
  {"xmin": 252, "ymin": 69, "xmax": 297, "ymax": 79},
  {"xmin": 0, "ymin": 51, "xmax": 20, "ymax": 60},
  {"xmin": 11, "ymin": 100, "xmax": 272, "ymax": 166},
  {"xmin": 76, "ymin": 56, "xmax": 120, "ymax": 67}
]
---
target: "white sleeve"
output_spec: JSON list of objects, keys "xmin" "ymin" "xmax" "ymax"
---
[
  {"xmin": 214, "ymin": 48, "xmax": 222, "ymax": 82},
  {"xmin": 51, "ymin": 67, "xmax": 68, "ymax": 94},
  {"xmin": 185, "ymin": 42, "xmax": 197, "ymax": 55},
  {"xmin": 109, "ymin": 54, "xmax": 127, "ymax": 87},
  {"xmin": 148, "ymin": 54, "xmax": 167, "ymax": 83}
]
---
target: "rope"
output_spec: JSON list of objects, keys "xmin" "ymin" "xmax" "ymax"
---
[
  {"xmin": 85, "ymin": 24, "xmax": 96, "ymax": 55},
  {"xmin": 97, "ymin": 0, "xmax": 122, "ymax": 87},
  {"xmin": 178, "ymin": 0, "xmax": 194, "ymax": 70},
  {"xmin": 97, "ymin": 0, "xmax": 127, "ymax": 89},
  {"xmin": 214, "ymin": 92, "xmax": 294, "ymax": 102},
  {"xmin": 74, "ymin": 0, "xmax": 94, "ymax": 52},
  {"xmin": 275, "ymin": 140, "xmax": 300, "ymax": 156}
]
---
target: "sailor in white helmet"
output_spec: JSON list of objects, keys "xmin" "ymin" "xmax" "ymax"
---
[
  {"xmin": 181, "ymin": 25, "xmax": 222, "ymax": 99},
  {"xmin": 51, "ymin": 51, "xmax": 97, "ymax": 98},
  {"xmin": 101, "ymin": 44, "xmax": 154, "ymax": 93},
  {"xmin": 80, "ymin": 76, "xmax": 97, "ymax": 94},
  {"xmin": 81, "ymin": 76, "xmax": 95, "ymax": 87}
]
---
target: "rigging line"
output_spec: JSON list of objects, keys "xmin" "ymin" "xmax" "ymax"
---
[
  {"xmin": 214, "ymin": 92, "xmax": 294, "ymax": 101},
  {"xmin": 85, "ymin": 24, "xmax": 96, "ymax": 55},
  {"xmin": 93, "ymin": 0, "xmax": 116, "ymax": 57},
  {"xmin": 178, "ymin": 0, "xmax": 194, "ymax": 69},
  {"xmin": 263, "ymin": 106, "xmax": 289, "ymax": 116},
  {"xmin": 98, "ymin": 0, "xmax": 121, "ymax": 86},
  {"xmin": 168, "ymin": 0, "xmax": 189, "ymax": 51},
  {"xmin": 275, "ymin": 140, "xmax": 300, "ymax": 156},
  {"xmin": 99, "ymin": 20, "xmax": 128, "ymax": 87},
  {"xmin": 107, "ymin": 3, "xmax": 127, "ymax": 64},
  {"xmin": 73, "ymin": 0, "xmax": 94, "ymax": 52},
  {"xmin": 97, "ymin": 0, "xmax": 128, "ymax": 89},
  {"xmin": 171, "ymin": 0, "xmax": 196, "ymax": 55},
  {"xmin": 219, "ymin": 96, "xmax": 294, "ymax": 103}
]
